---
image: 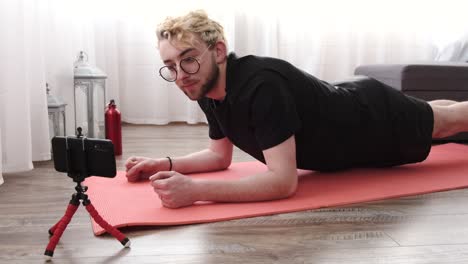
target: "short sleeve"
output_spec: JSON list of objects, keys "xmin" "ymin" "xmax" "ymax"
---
[
  {"xmin": 197, "ymin": 99, "xmax": 225, "ymax": 140},
  {"xmin": 250, "ymin": 72, "xmax": 301, "ymax": 150}
]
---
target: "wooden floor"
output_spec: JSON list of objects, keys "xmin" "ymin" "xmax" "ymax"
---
[{"xmin": 1, "ymin": 123, "xmax": 468, "ymax": 263}]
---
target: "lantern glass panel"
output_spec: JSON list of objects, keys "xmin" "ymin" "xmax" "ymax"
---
[
  {"xmin": 74, "ymin": 81, "xmax": 87, "ymax": 134},
  {"xmin": 58, "ymin": 111, "xmax": 66, "ymax": 137},
  {"xmin": 93, "ymin": 80, "xmax": 106, "ymax": 139},
  {"xmin": 74, "ymin": 79, "xmax": 106, "ymax": 138},
  {"xmin": 48, "ymin": 105, "xmax": 67, "ymax": 154},
  {"xmin": 48, "ymin": 113, "xmax": 55, "ymax": 140}
]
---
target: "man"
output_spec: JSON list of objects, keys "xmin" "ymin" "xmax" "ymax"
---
[{"xmin": 126, "ymin": 10, "xmax": 468, "ymax": 208}]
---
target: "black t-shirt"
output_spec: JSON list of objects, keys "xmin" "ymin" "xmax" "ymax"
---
[{"xmin": 197, "ymin": 53, "xmax": 432, "ymax": 171}]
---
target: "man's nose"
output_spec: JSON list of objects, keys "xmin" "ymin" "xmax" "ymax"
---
[{"xmin": 176, "ymin": 66, "xmax": 189, "ymax": 81}]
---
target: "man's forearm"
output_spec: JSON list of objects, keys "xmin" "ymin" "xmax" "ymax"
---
[
  {"xmin": 165, "ymin": 149, "xmax": 230, "ymax": 174},
  {"xmin": 193, "ymin": 170, "xmax": 298, "ymax": 202}
]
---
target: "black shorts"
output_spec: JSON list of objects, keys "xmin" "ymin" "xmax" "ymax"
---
[{"xmin": 334, "ymin": 77, "xmax": 434, "ymax": 168}]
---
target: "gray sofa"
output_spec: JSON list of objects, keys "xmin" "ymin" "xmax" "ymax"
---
[{"xmin": 354, "ymin": 62, "xmax": 468, "ymax": 142}]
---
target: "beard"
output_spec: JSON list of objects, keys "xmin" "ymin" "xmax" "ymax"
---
[
  {"xmin": 184, "ymin": 57, "xmax": 220, "ymax": 100},
  {"xmin": 199, "ymin": 64, "xmax": 219, "ymax": 99}
]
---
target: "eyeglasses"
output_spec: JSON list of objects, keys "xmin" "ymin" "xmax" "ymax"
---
[{"xmin": 159, "ymin": 45, "xmax": 212, "ymax": 82}]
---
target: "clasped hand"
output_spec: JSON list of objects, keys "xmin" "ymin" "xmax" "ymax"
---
[{"xmin": 125, "ymin": 156, "xmax": 198, "ymax": 208}]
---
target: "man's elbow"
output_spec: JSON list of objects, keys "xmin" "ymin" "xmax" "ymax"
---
[
  {"xmin": 276, "ymin": 176, "xmax": 298, "ymax": 199},
  {"xmin": 284, "ymin": 182, "xmax": 298, "ymax": 198},
  {"xmin": 217, "ymin": 155, "xmax": 231, "ymax": 170},
  {"xmin": 222, "ymin": 160, "xmax": 231, "ymax": 170}
]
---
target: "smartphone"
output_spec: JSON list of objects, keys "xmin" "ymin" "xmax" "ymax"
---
[{"xmin": 52, "ymin": 136, "xmax": 116, "ymax": 178}]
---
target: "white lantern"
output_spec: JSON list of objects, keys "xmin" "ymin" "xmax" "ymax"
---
[
  {"xmin": 47, "ymin": 83, "xmax": 67, "ymax": 139},
  {"xmin": 73, "ymin": 51, "xmax": 107, "ymax": 138}
]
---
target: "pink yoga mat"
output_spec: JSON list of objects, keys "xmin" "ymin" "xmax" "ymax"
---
[{"xmin": 85, "ymin": 143, "xmax": 468, "ymax": 235}]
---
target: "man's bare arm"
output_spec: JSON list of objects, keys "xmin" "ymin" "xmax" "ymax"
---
[
  {"xmin": 193, "ymin": 135, "xmax": 298, "ymax": 202},
  {"xmin": 170, "ymin": 137, "xmax": 233, "ymax": 173},
  {"xmin": 126, "ymin": 137, "xmax": 233, "ymax": 181},
  {"xmin": 150, "ymin": 135, "xmax": 298, "ymax": 208}
]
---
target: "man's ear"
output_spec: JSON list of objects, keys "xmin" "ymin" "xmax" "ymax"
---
[{"xmin": 213, "ymin": 41, "xmax": 228, "ymax": 64}]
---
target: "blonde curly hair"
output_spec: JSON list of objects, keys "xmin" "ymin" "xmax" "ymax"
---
[{"xmin": 156, "ymin": 10, "xmax": 226, "ymax": 48}]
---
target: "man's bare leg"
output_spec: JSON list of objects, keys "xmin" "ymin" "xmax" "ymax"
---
[
  {"xmin": 429, "ymin": 99, "xmax": 458, "ymax": 106},
  {"xmin": 431, "ymin": 101, "xmax": 468, "ymax": 138}
]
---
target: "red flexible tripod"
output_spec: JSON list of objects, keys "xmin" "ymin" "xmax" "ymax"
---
[
  {"xmin": 44, "ymin": 182, "xmax": 130, "ymax": 259},
  {"xmin": 44, "ymin": 129, "xmax": 130, "ymax": 260}
]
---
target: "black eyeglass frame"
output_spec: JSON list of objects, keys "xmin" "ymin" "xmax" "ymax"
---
[{"xmin": 159, "ymin": 45, "xmax": 212, "ymax": 82}]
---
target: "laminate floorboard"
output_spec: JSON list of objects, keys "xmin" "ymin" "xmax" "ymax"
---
[{"xmin": 1, "ymin": 123, "xmax": 468, "ymax": 263}]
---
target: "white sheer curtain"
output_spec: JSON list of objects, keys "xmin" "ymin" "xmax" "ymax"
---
[
  {"xmin": 1, "ymin": 0, "xmax": 467, "ymax": 186},
  {"xmin": 0, "ymin": 0, "xmax": 50, "ymax": 185}
]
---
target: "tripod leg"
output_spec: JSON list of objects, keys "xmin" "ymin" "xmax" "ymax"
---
[
  {"xmin": 84, "ymin": 200, "xmax": 131, "ymax": 247},
  {"xmin": 48, "ymin": 205, "xmax": 78, "ymax": 235},
  {"xmin": 49, "ymin": 195, "xmax": 80, "ymax": 235},
  {"xmin": 44, "ymin": 201, "xmax": 80, "ymax": 258}
]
